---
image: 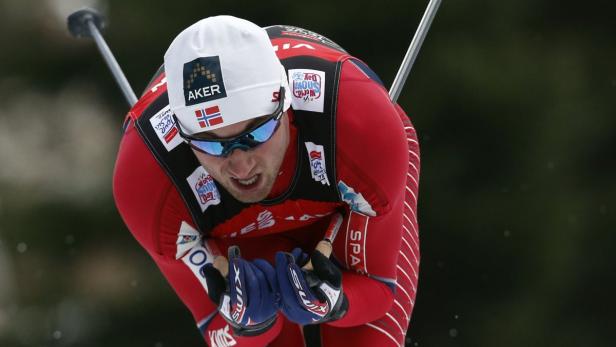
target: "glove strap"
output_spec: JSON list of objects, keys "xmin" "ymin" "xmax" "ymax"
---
[
  {"xmin": 228, "ymin": 315, "xmax": 278, "ymax": 337},
  {"xmin": 306, "ymin": 273, "xmax": 349, "ymax": 323},
  {"xmin": 323, "ymin": 292, "xmax": 348, "ymax": 322}
]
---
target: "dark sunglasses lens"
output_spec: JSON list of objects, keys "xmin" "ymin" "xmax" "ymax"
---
[
  {"xmin": 188, "ymin": 117, "xmax": 280, "ymax": 157},
  {"xmin": 249, "ymin": 118, "xmax": 279, "ymax": 142},
  {"xmin": 190, "ymin": 141, "xmax": 225, "ymax": 156}
]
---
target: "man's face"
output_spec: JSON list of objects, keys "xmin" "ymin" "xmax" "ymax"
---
[{"xmin": 191, "ymin": 113, "xmax": 290, "ymax": 203}]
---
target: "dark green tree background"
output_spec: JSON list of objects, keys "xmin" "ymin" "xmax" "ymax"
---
[{"xmin": 1, "ymin": 0, "xmax": 614, "ymax": 346}]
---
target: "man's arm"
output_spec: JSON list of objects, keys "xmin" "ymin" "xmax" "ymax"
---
[
  {"xmin": 113, "ymin": 123, "xmax": 283, "ymax": 346},
  {"xmin": 328, "ymin": 59, "xmax": 420, "ymax": 327}
]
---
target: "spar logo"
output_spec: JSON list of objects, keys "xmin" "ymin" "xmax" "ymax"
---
[
  {"xmin": 288, "ymin": 69, "xmax": 325, "ymax": 113},
  {"xmin": 183, "ymin": 56, "xmax": 227, "ymax": 106},
  {"xmin": 305, "ymin": 142, "xmax": 330, "ymax": 186},
  {"xmin": 187, "ymin": 166, "xmax": 222, "ymax": 212}
]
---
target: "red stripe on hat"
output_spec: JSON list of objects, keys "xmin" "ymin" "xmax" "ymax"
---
[
  {"xmin": 209, "ymin": 116, "xmax": 224, "ymax": 126},
  {"xmin": 205, "ymin": 106, "xmax": 220, "ymax": 115}
]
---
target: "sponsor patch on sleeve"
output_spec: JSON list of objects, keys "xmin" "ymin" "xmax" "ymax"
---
[
  {"xmin": 288, "ymin": 69, "xmax": 325, "ymax": 113},
  {"xmin": 186, "ymin": 166, "xmax": 222, "ymax": 212},
  {"xmin": 176, "ymin": 221, "xmax": 202, "ymax": 259},
  {"xmin": 181, "ymin": 242, "xmax": 215, "ymax": 294},
  {"xmin": 149, "ymin": 105, "xmax": 183, "ymax": 151},
  {"xmin": 338, "ymin": 180, "xmax": 376, "ymax": 217},
  {"xmin": 345, "ymin": 211, "xmax": 369, "ymax": 273}
]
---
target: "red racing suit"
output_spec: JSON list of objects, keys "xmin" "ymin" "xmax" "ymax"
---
[{"xmin": 113, "ymin": 27, "xmax": 420, "ymax": 347}]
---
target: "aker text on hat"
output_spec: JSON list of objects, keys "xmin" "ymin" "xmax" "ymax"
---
[{"xmin": 183, "ymin": 56, "xmax": 227, "ymax": 106}]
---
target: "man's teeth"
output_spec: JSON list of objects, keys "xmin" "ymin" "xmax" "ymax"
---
[{"xmin": 237, "ymin": 175, "xmax": 258, "ymax": 185}]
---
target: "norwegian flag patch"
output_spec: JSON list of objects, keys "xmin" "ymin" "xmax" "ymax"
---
[{"xmin": 195, "ymin": 105, "xmax": 224, "ymax": 128}]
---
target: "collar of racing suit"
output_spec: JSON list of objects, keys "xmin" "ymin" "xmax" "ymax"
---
[{"xmin": 267, "ymin": 109, "xmax": 297, "ymax": 199}]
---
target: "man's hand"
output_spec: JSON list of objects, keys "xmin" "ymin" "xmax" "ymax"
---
[
  {"xmin": 275, "ymin": 246, "xmax": 348, "ymax": 325},
  {"xmin": 203, "ymin": 246, "xmax": 279, "ymax": 336}
]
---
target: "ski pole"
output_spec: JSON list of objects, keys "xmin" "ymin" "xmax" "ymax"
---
[
  {"xmin": 389, "ymin": 0, "xmax": 442, "ymax": 102},
  {"xmin": 67, "ymin": 8, "xmax": 138, "ymax": 106}
]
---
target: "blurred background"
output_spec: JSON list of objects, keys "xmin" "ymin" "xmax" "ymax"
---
[{"xmin": 1, "ymin": 0, "xmax": 614, "ymax": 346}]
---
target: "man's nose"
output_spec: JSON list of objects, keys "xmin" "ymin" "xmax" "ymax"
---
[{"xmin": 226, "ymin": 148, "xmax": 256, "ymax": 178}]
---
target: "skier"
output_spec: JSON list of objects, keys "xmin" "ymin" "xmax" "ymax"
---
[{"xmin": 113, "ymin": 15, "xmax": 420, "ymax": 347}]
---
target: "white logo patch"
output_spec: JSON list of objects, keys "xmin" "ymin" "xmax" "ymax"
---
[
  {"xmin": 209, "ymin": 325, "xmax": 236, "ymax": 347},
  {"xmin": 338, "ymin": 180, "xmax": 376, "ymax": 216},
  {"xmin": 319, "ymin": 282, "xmax": 341, "ymax": 309},
  {"xmin": 305, "ymin": 142, "xmax": 330, "ymax": 186},
  {"xmin": 181, "ymin": 243, "xmax": 215, "ymax": 294},
  {"xmin": 288, "ymin": 69, "xmax": 325, "ymax": 113},
  {"xmin": 149, "ymin": 105, "xmax": 182, "ymax": 152},
  {"xmin": 284, "ymin": 212, "xmax": 330, "ymax": 221},
  {"xmin": 175, "ymin": 221, "xmax": 202, "ymax": 259},
  {"xmin": 186, "ymin": 166, "xmax": 221, "ymax": 212}
]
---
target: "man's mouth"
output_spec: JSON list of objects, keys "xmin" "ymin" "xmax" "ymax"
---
[{"xmin": 231, "ymin": 174, "xmax": 261, "ymax": 190}]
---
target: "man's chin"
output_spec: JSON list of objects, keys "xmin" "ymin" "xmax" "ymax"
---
[{"xmin": 232, "ymin": 194, "xmax": 265, "ymax": 204}]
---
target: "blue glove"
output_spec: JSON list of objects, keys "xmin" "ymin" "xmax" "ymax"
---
[
  {"xmin": 203, "ymin": 246, "xmax": 278, "ymax": 336},
  {"xmin": 275, "ymin": 247, "xmax": 348, "ymax": 325}
]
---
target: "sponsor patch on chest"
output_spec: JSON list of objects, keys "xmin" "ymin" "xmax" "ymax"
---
[
  {"xmin": 186, "ymin": 166, "xmax": 221, "ymax": 212},
  {"xmin": 305, "ymin": 142, "xmax": 330, "ymax": 186},
  {"xmin": 288, "ymin": 69, "xmax": 325, "ymax": 113},
  {"xmin": 149, "ymin": 105, "xmax": 183, "ymax": 152}
]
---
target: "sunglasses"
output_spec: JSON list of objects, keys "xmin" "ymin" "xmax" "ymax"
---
[{"xmin": 174, "ymin": 87, "xmax": 285, "ymax": 157}]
